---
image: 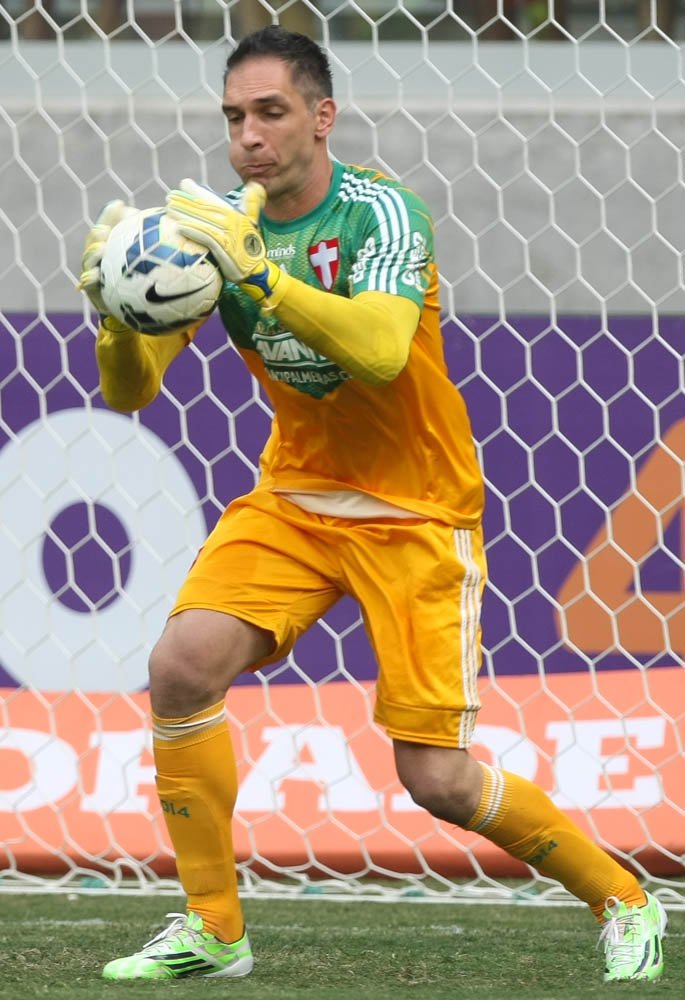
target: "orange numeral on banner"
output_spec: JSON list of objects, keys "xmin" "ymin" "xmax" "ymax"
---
[{"xmin": 557, "ymin": 419, "xmax": 685, "ymax": 657}]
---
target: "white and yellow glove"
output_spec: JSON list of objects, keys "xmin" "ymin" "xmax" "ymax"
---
[
  {"xmin": 78, "ymin": 200, "xmax": 139, "ymax": 323},
  {"xmin": 166, "ymin": 179, "xmax": 284, "ymax": 306}
]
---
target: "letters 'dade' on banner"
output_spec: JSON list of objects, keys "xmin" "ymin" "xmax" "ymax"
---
[{"xmin": 1, "ymin": 311, "xmax": 684, "ymax": 882}]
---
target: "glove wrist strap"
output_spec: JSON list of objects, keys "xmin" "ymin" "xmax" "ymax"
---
[{"xmin": 242, "ymin": 261, "xmax": 288, "ymax": 311}]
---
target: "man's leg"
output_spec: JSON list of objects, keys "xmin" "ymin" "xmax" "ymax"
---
[
  {"xmin": 149, "ymin": 609, "xmax": 274, "ymax": 944},
  {"xmin": 102, "ymin": 609, "xmax": 273, "ymax": 981},
  {"xmin": 394, "ymin": 740, "xmax": 667, "ymax": 981},
  {"xmin": 102, "ymin": 493, "xmax": 341, "ymax": 980},
  {"xmin": 395, "ymin": 742, "xmax": 644, "ymax": 911}
]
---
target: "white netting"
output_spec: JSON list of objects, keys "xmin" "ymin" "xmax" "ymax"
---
[{"xmin": 0, "ymin": 1, "xmax": 683, "ymax": 907}]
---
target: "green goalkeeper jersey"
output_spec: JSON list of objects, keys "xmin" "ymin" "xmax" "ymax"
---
[
  {"xmin": 216, "ymin": 159, "xmax": 484, "ymax": 528},
  {"xmin": 218, "ymin": 159, "xmax": 432, "ymax": 400}
]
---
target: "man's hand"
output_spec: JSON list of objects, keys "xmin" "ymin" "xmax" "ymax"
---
[
  {"xmin": 166, "ymin": 180, "xmax": 282, "ymax": 304},
  {"xmin": 78, "ymin": 200, "xmax": 138, "ymax": 318}
]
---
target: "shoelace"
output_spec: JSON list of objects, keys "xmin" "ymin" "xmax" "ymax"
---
[
  {"xmin": 143, "ymin": 912, "xmax": 201, "ymax": 951},
  {"xmin": 597, "ymin": 897, "xmax": 642, "ymax": 962}
]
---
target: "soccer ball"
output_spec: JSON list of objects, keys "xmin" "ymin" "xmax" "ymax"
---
[{"xmin": 100, "ymin": 208, "xmax": 223, "ymax": 335}]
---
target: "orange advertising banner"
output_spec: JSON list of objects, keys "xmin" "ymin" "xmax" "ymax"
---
[{"xmin": 1, "ymin": 667, "xmax": 683, "ymax": 878}]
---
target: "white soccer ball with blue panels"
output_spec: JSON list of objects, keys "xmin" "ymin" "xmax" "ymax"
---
[{"xmin": 100, "ymin": 208, "xmax": 223, "ymax": 335}]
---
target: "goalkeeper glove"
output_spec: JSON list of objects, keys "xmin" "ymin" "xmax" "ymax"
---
[
  {"xmin": 78, "ymin": 200, "xmax": 139, "ymax": 323},
  {"xmin": 166, "ymin": 179, "xmax": 284, "ymax": 305}
]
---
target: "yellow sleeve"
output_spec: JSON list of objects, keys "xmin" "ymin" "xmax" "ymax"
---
[
  {"xmin": 265, "ymin": 273, "xmax": 420, "ymax": 386},
  {"xmin": 95, "ymin": 317, "xmax": 199, "ymax": 412}
]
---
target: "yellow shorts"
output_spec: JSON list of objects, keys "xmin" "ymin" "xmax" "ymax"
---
[{"xmin": 172, "ymin": 489, "xmax": 486, "ymax": 748}]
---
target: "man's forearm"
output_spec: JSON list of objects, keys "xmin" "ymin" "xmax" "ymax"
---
[
  {"xmin": 266, "ymin": 273, "xmax": 420, "ymax": 385},
  {"xmin": 96, "ymin": 318, "xmax": 192, "ymax": 412}
]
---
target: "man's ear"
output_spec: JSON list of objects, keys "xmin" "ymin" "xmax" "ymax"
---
[{"xmin": 314, "ymin": 97, "xmax": 337, "ymax": 139}]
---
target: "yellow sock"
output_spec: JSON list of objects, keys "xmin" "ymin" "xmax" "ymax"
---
[
  {"xmin": 467, "ymin": 763, "xmax": 646, "ymax": 922},
  {"xmin": 152, "ymin": 701, "xmax": 244, "ymax": 943}
]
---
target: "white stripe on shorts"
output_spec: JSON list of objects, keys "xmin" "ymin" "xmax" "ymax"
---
[{"xmin": 453, "ymin": 527, "xmax": 483, "ymax": 748}]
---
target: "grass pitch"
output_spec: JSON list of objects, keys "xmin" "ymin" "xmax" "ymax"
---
[{"xmin": 0, "ymin": 892, "xmax": 682, "ymax": 999}]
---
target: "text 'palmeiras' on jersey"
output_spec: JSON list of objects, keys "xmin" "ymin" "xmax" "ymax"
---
[{"xmin": 252, "ymin": 318, "xmax": 352, "ymax": 398}]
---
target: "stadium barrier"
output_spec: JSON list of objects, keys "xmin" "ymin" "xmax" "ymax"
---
[{"xmin": 3, "ymin": 666, "xmax": 683, "ymax": 881}]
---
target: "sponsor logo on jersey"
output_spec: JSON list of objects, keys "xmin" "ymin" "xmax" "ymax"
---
[
  {"xmin": 308, "ymin": 239, "xmax": 340, "ymax": 290},
  {"xmin": 350, "ymin": 236, "xmax": 376, "ymax": 286},
  {"xmin": 267, "ymin": 244, "xmax": 296, "ymax": 259},
  {"xmin": 252, "ymin": 326, "xmax": 351, "ymax": 399}
]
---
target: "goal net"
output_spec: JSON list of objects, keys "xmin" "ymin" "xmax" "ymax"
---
[{"xmin": 1, "ymin": 1, "xmax": 683, "ymax": 906}]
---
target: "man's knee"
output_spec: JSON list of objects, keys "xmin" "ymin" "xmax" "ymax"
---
[
  {"xmin": 148, "ymin": 609, "xmax": 274, "ymax": 716},
  {"xmin": 148, "ymin": 626, "xmax": 203, "ymax": 711},
  {"xmin": 394, "ymin": 742, "xmax": 483, "ymax": 826}
]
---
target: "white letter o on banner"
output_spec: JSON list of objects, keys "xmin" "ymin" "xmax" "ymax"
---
[{"xmin": 0, "ymin": 408, "xmax": 207, "ymax": 691}]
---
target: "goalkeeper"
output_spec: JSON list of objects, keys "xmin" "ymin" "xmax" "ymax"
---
[{"xmin": 80, "ymin": 25, "xmax": 666, "ymax": 985}]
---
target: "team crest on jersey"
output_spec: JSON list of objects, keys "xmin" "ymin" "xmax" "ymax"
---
[{"xmin": 308, "ymin": 238, "xmax": 340, "ymax": 290}]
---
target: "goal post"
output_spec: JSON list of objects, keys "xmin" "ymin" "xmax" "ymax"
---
[{"xmin": 0, "ymin": 1, "xmax": 683, "ymax": 905}]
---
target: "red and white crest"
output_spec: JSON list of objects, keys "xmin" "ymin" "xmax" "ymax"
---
[{"xmin": 308, "ymin": 239, "xmax": 340, "ymax": 290}]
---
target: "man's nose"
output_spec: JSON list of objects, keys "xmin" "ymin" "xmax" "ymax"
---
[{"xmin": 241, "ymin": 116, "xmax": 263, "ymax": 148}]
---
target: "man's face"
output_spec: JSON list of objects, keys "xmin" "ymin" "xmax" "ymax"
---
[{"xmin": 223, "ymin": 56, "xmax": 331, "ymax": 207}]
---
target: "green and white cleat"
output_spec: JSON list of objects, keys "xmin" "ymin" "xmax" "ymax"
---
[
  {"xmin": 599, "ymin": 892, "xmax": 667, "ymax": 983},
  {"xmin": 102, "ymin": 911, "xmax": 253, "ymax": 981}
]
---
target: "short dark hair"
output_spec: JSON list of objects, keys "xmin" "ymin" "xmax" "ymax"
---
[{"xmin": 224, "ymin": 26, "xmax": 333, "ymax": 104}]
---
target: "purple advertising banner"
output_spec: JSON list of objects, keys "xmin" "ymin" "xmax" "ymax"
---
[{"xmin": 1, "ymin": 311, "xmax": 683, "ymax": 691}]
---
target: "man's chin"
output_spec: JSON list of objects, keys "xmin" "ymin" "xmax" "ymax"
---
[{"xmin": 241, "ymin": 167, "xmax": 274, "ymax": 186}]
